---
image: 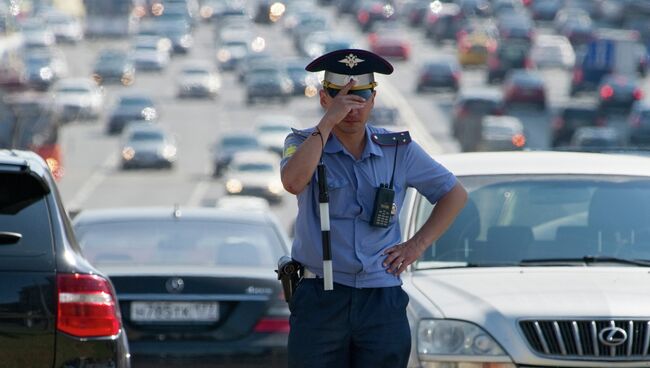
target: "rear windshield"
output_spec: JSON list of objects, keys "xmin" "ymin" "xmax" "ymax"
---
[
  {"xmin": 463, "ymin": 99, "xmax": 499, "ymax": 112},
  {"xmin": 75, "ymin": 220, "xmax": 286, "ymax": 268},
  {"xmin": 0, "ymin": 173, "xmax": 53, "ymax": 260},
  {"xmin": 563, "ymin": 108, "xmax": 597, "ymax": 121}
]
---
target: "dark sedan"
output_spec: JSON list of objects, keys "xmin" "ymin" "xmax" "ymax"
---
[
  {"xmin": 72, "ymin": 207, "xmax": 291, "ymax": 368},
  {"xmin": 245, "ymin": 69, "xmax": 293, "ymax": 105},
  {"xmin": 551, "ymin": 104, "xmax": 605, "ymax": 147},
  {"xmin": 503, "ymin": 70, "xmax": 546, "ymax": 110},
  {"xmin": 0, "ymin": 150, "xmax": 130, "ymax": 367},
  {"xmin": 212, "ymin": 133, "xmax": 261, "ymax": 177},
  {"xmin": 627, "ymin": 101, "xmax": 650, "ymax": 145},
  {"xmin": 597, "ymin": 74, "xmax": 643, "ymax": 114},
  {"xmin": 415, "ymin": 58, "xmax": 461, "ymax": 93},
  {"xmin": 93, "ymin": 49, "xmax": 135, "ymax": 86},
  {"xmin": 106, "ymin": 93, "xmax": 157, "ymax": 135}
]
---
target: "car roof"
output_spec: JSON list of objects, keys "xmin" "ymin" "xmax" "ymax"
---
[
  {"xmin": 0, "ymin": 149, "xmax": 51, "ymax": 179},
  {"xmin": 436, "ymin": 151, "xmax": 650, "ymax": 177},
  {"xmin": 74, "ymin": 207, "xmax": 273, "ymax": 225},
  {"xmin": 458, "ymin": 88, "xmax": 502, "ymax": 100},
  {"xmin": 231, "ymin": 150, "xmax": 279, "ymax": 164}
]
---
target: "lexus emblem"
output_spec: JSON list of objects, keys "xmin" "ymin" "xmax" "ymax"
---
[
  {"xmin": 165, "ymin": 277, "xmax": 184, "ymax": 293},
  {"xmin": 598, "ymin": 326, "xmax": 628, "ymax": 346}
]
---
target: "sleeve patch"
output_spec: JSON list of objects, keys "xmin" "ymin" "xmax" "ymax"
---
[{"xmin": 283, "ymin": 144, "xmax": 297, "ymax": 159}]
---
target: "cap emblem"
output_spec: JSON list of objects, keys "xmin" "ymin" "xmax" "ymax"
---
[{"xmin": 338, "ymin": 54, "xmax": 364, "ymax": 69}]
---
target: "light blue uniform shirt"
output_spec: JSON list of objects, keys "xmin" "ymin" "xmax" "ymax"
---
[{"xmin": 281, "ymin": 125, "xmax": 457, "ymax": 288}]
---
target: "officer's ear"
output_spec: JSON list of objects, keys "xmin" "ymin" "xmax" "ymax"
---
[{"xmin": 319, "ymin": 88, "xmax": 330, "ymax": 109}]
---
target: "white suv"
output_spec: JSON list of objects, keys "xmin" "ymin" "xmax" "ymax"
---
[{"xmin": 400, "ymin": 151, "xmax": 650, "ymax": 368}]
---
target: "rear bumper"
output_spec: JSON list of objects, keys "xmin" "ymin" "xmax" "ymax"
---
[{"xmin": 129, "ymin": 334, "xmax": 287, "ymax": 367}]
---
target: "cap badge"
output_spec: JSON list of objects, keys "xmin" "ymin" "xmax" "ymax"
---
[{"xmin": 338, "ymin": 54, "xmax": 364, "ymax": 69}]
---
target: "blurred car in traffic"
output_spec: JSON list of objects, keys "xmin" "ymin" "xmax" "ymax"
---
[
  {"xmin": 245, "ymin": 67, "xmax": 293, "ymax": 105},
  {"xmin": 51, "ymin": 78, "xmax": 103, "ymax": 122},
  {"xmin": 530, "ymin": 34, "xmax": 575, "ymax": 69},
  {"xmin": 355, "ymin": 0, "xmax": 397, "ymax": 33},
  {"xmin": 72, "ymin": 207, "xmax": 291, "ymax": 367},
  {"xmin": 120, "ymin": 123, "xmax": 177, "ymax": 170},
  {"xmin": 21, "ymin": 22, "xmax": 56, "ymax": 49},
  {"xmin": 487, "ymin": 39, "xmax": 532, "ymax": 83},
  {"xmin": 43, "ymin": 11, "xmax": 83, "ymax": 43},
  {"xmin": 456, "ymin": 23, "xmax": 498, "ymax": 66},
  {"xmin": 400, "ymin": 151, "xmax": 650, "ymax": 368},
  {"xmin": 236, "ymin": 51, "xmax": 275, "ymax": 83},
  {"xmin": 569, "ymin": 126, "xmax": 625, "ymax": 150},
  {"xmin": 530, "ymin": 0, "xmax": 563, "ymax": 21},
  {"xmin": 452, "ymin": 89, "xmax": 505, "ymax": 151},
  {"xmin": 596, "ymin": 74, "xmax": 643, "ymax": 114},
  {"xmin": 215, "ymin": 195, "xmax": 271, "ymax": 211},
  {"xmin": 476, "ymin": 115, "xmax": 526, "ymax": 151},
  {"xmin": 132, "ymin": 39, "xmax": 170, "ymax": 72},
  {"xmin": 284, "ymin": 57, "xmax": 319, "ymax": 96},
  {"xmin": 415, "ymin": 58, "xmax": 461, "ymax": 93},
  {"xmin": 503, "ymin": 70, "xmax": 546, "ymax": 110},
  {"xmin": 255, "ymin": 115, "xmax": 295, "ymax": 155},
  {"xmin": 23, "ymin": 48, "xmax": 68, "ymax": 90},
  {"xmin": 212, "ymin": 132, "xmax": 261, "ymax": 177},
  {"xmin": 551, "ymin": 103, "xmax": 605, "ymax": 147},
  {"xmin": 560, "ymin": 16, "xmax": 595, "ymax": 46},
  {"xmin": 0, "ymin": 150, "xmax": 130, "ymax": 367},
  {"xmin": 369, "ymin": 31, "xmax": 411, "ymax": 60},
  {"xmin": 224, "ymin": 150, "xmax": 284, "ymax": 204},
  {"xmin": 423, "ymin": 2, "xmax": 463, "ymax": 44},
  {"xmin": 215, "ymin": 38, "xmax": 250, "ymax": 71},
  {"xmin": 628, "ymin": 100, "xmax": 650, "ymax": 145},
  {"xmin": 106, "ymin": 92, "xmax": 158, "ymax": 135},
  {"xmin": 92, "ymin": 49, "xmax": 135, "ymax": 86},
  {"xmin": 369, "ymin": 106, "xmax": 401, "ymax": 129},
  {"xmin": 176, "ymin": 60, "xmax": 222, "ymax": 99},
  {"xmin": 497, "ymin": 13, "xmax": 535, "ymax": 44}
]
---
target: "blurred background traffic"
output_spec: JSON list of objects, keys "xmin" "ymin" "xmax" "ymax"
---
[{"xmin": 2, "ymin": 0, "xmax": 650, "ymax": 365}]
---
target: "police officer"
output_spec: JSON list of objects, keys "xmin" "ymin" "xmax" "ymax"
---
[{"xmin": 280, "ymin": 49, "xmax": 467, "ymax": 368}]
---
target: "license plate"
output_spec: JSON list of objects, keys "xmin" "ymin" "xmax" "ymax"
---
[{"xmin": 130, "ymin": 302, "xmax": 219, "ymax": 322}]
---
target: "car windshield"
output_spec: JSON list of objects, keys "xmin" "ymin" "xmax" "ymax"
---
[
  {"xmin": 129, "ymin": 131, "xmax": 164, "ymax": 141},
  {"xmin": 183, "ymin": 69, "xmax": 208, "ymax": 75},
  {"xmin": 222, "ymin": 136, "xmax": 258, "ymax": 148},
  {"xmin": 75, "ymin": 220, "xmax": 286, "ymax": 268},
  {"xmin": 120, "ymin": 97, "xmax": 152, "ymax": 106},
  {"xmin": 58, "ymin": 87, "xmax": 90, "ymax": 94},
  {"xmin": 258, "ymin": 125, "xmax": 289, "ymax": 133},
  {"xmin": 235, "ymin": 162, "xmax": 274, "ymax": 172},
  {"xmin": 414, "ymin": 175, "xmax": 650, "ymax": 269}
]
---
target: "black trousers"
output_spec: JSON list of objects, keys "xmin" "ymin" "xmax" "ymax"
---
[{"xmin": 287, "ymin": 279, "xmax": 411, "ymax": 368}]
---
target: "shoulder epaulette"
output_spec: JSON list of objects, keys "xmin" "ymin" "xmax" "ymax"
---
[
  {"xmin": 371, "ymin": 131, "xmax": 411, "ymax": 146},
  {"xmin": 291, "ymin": 127, "xmax": 316, "ymax": 139}
]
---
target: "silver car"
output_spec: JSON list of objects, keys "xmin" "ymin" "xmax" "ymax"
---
[
  {"xmin": 400, "ymin": 151, "xmax": 650, "ymax": 367},
  {"xmin": 120, "ymin": 123, "xmax": 176, "ymax": 169},
  {"xmin": 224, "ymin": 150, "xmax": 284, "ymax": 204}
]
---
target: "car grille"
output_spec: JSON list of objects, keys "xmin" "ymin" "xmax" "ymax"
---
[{"xmin": 520, "ymin": 319, "xmax": 650, "ymax": 360}]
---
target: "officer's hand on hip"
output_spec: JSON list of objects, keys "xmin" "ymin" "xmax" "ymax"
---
[
  {"xmin": 383, "ymin": 238, "xmax": 428, "ymax": 276},
  {"xmin": 321, "ymin": 80, "xmax": 367, "ymax": 128}
]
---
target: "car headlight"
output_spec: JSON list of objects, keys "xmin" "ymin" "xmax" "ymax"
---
[
  {"xmin": 418, "ymin": 320, "xmax": 509, "ymax": 359},
  {"xmin": 162, "ymin": 145, "xmax": 176, "ymax": 160},
  {"xmin": 39, "ymin": 67, "xmax": 53, "ymax": 80},
  {"xmin": 122, "ymin": 147, "xmax": 135, "ymax": 161},
  {"xmin": 180, "ymin": 34, "xmax": 193, "ymax": 48},
  {"xmin": 226, "ymin": 179, "xmax": 243, "ymax": 194},
  {"xmin": 217, "ymin": 49, "xmax": 231, "ymax": 62},
  {"xmin": 267, "ymin": 181, "xmax": 284, "ymax": 194},
  {"xmin": 141, "ymin": 107, "xmax": 157, "ymax": 121}
]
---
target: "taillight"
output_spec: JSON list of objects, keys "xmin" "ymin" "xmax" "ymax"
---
[
  {"xmin": 633, "ymin": 88, "xmax": 643, "ymax": 100},
  {"xmin": 573, "ymin": 69, "xmax": 583, "ymax": 83},
  {"xmin": 600, "ymin": 85, "xmax": 614, "ymax": 100},
  {"xmin": 358, "ymin": 11, "xmax": 369, "ymax": 24},
  {"xmin": 488, "ymin": 57, "xmax": 500, "ymax": 69},
  {"xmin": 512, "ymin": 133, "xmax": 526, "ymax": 148},
  {"xmin": 57, "ymin": 273, "xmax": 121, "ymax": 338},
  {"xmin": 524, "ymin": 58, "xmax": 534, "ymax": 69},
  {"xmin": 253, "ymin": 292, "xmax": 289, "ymax": 334},
  {"xmin": 552, "ymin": 117, "xmax": 564, "ymax": 130},
  {"xmin": 253, "ymin": 318, "xmax": 290, "ymax": 333},
  {"xmin": 452, "ymin": 71, "xmax": 461, "ymax": 81}
]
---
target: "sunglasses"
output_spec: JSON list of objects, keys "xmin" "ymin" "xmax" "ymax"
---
[{"xmin": 326, "ymin": 87, "xmax": 374, "ymax": 100}]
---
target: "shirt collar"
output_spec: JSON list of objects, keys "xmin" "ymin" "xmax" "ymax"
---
[{"xmin": 323, "ymin": 126, "xmax": 384, "ymax": 159}]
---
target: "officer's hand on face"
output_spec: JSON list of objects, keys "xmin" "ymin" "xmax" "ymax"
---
[
  {"xmin": 383, "ymin": 239, "xmax": 427, "ymax": 276},
  {"xmin": 322, "ymin": 80, "xmax": 367, "ymax": 127}
]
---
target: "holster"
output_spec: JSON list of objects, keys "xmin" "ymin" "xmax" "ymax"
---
[{"xmin": 275, "ymin": 256, "xmax": 303, "ymax": 303}]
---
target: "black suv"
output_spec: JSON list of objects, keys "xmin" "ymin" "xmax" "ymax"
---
[{"xmin": 0, "ymin": 149, "xmax": 130, "ymax": 367}]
